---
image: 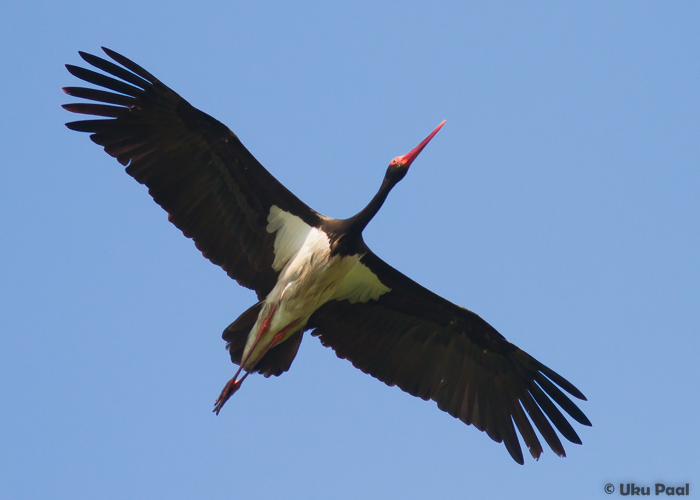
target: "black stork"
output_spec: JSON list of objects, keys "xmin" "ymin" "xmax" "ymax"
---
[{"xmin": 62, "ymin": 48, "xmax": 590, "ymax": 464}]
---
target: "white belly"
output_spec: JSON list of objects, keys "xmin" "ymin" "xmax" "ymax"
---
[{"xmin": 241, "ymin": 206, "xmax": 390, "ymax": 370}]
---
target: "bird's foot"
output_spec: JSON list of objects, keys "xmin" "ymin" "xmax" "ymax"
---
[{"xmin": 213, "ymin": 375, "xmax": 245, "ymax": 415}]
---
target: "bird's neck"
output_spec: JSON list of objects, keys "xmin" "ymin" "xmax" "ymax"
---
[
  {"xmin": 346, "ymin": 177, "xmax": 395, "ymax": 234},
  {"xmin": 325, "ymin": 176, "xmax": 397, "ymax": 257}
]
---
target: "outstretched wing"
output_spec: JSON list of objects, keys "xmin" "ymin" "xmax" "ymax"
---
[
  {"xmin": 307, "ymin": 250, "xmax": 590, "ymax": 464},
  {"xmin": 63, "ymin": 48, "xmax": 322, "ymax": 299}
]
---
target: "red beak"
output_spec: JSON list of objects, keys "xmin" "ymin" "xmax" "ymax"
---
[{"xmin": 396, "ymin": 120, "xmax": 446, "ymax": 168}]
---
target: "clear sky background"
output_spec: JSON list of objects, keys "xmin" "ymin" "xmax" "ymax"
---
[{"xmin": 1, "ymin": 1, "xmax": 698, "ymax": 499}]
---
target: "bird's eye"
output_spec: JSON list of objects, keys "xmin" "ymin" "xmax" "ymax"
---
[{"xmin": 390, "ymin": 156, "xmax": 402, "ymax": 166}]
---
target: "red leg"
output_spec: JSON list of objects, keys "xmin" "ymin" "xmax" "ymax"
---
[
  {"xmin": 213, "ymin": 368, "xmax": 248, "ymax": 415},
  {"xmin": 213, "ymin": 304, "xmax": 279, "ymax": 414},
  {"xmin": 212, "ymin": 312, "xmax": 299, "ymax": 415},
  {"xmin": 262, "ymin": 320, "xmax": 300, "ymax": 357}
]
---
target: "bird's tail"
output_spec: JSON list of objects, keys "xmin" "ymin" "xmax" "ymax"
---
[{"xmin": 223, "ymin": 301, "xmax": 264, "ymax": 366}]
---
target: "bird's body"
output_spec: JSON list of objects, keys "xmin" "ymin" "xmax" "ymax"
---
[
  {"xmin": 240, "ymin": 208, "xmax": 389, "ymax": 373},
  {"xmin": 63, "ymin": 47, "xmax": 591, "ymax": 464}
]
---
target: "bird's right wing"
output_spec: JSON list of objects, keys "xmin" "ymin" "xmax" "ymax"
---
[
  {"xmin": 63, "ymin": 48, "xmax": 323, "ymax": 299},
  {"xmin": 307, "ymin": 250, "xmax": 590, "ymax": 464}
]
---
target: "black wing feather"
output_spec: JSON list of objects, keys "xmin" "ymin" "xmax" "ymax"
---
[
  {"xmin": 63, "ymin": 48, "xmax": 323, "ymax": 298},
  {"xmin": 307, "ymin": 250, "xmax": 590, "ymax": 464}
]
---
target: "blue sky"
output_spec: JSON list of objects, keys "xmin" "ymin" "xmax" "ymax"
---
[{"xmin": 1, "ymin": 1, "xmax": 698, "ymax": 499}]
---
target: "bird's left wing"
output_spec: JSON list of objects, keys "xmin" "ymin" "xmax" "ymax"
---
[
  {"xmin": 63, "ymin": 48, "xmax": 323, "ymax": 299},
  {"xmin": 307, "ymin": 250, "xmax": 590, "ymax": 464}
]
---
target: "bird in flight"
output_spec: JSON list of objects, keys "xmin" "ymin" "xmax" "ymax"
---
[{"xmin": 63, "ymin": 48, "xmax": 590, "ymax": 464}]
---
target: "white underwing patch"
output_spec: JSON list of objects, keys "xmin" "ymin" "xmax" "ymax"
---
[
  {"xmin": 333, "ymin": 260, "xmax": 391, "ymax": 304},
  {"xmin": 266, "ymin": 205, "xmax": 313, "ymax": 272}
]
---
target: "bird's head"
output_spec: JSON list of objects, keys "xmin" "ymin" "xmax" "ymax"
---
[{"xmin": 385, "ymin": 120, "xmax": 446, "ymax": 183}]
